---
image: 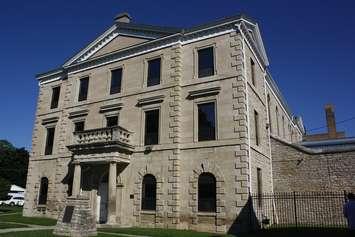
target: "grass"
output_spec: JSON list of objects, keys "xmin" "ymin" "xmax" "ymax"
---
[
  {"xmin": 0, "ymin": 222, "xmax": 28, "ymax": 229},
  {"xmin": 239, "ymin": 227, "xmax": 350, "ymax": 237},
  {"xmin": 0, "ymin": 228, "xmax": 352, "ymax": 237},
  {"xmin": 0, "ymin": 206, "xmax": 22, "ymax": 214},
  {"xmin": 0, "ymin": 229, "xmax": 128, "ymax": 237},
  {"xmin": 99, "ymin": 227, "xmax": 234, "ymax": 237},
  {"xmin": 0, "ymin": 213, "xmax": 56, "ymax": 226}
]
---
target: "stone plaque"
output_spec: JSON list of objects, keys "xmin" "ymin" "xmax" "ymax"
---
[{"xmin": 62, "ymin": 205, "xmax": 74, "ymax": 223}]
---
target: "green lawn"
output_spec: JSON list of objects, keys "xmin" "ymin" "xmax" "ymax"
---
[
  {"xmin": 99, "ymin": 227, "xmax": 234, "ymax": 237},
  {"xmin": 0, "ymin": 213, "xmax": 56, "ymax": 226},
  {"xmin": 0, "ymin": 222, "xmax": 28, "ymax": 229},
  {"xmin": 0, "ymin": 230, "xmax": 127, "ymax": 237},
  {"xmin": 0, "ymin": 228, "xmax": 352, "ymax": 237},
  {"xmin": 0, "ymin": 206, "xmax": 22, "ymax": 214}
]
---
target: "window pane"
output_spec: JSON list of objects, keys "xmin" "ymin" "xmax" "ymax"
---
[
  {"xmin": 45, "ymin": 127, "xmax": 55, "ymax": 155},
  {"xmin": 142, "ymin": 175, "xmax": 156, "ymax": 210},
  {"xmin": 251, "ymin": 58, "xmax": 256, "ymax": 86},
  {"xmin": 106, "ymin": 116, "xmax": 118, "ymax": 127},
  {"xmin": 78, "ymin": 77, "xmax": 89, "ymax": 101},
  {"xmin": 74, "ymin": 121, "xmax": 85, "ymax": 132},
  {"xmin": 198, "ymin": 173, "xmax": 216, "ymax": 212},
  {"xmin": 38, "ymin": 177, "xmax": 48, "ymax": 205},
  {"xmin": 198, "ymin": 102, "xmax": 216, "ymax": 141},
  {"xmin": 254, "ymin": 110, "xmax": 259, "ymax": 146},
  {"xmin": 50, "ymin": 86, "xmax": 60, "ymax": 109},
  {"xmin": 147, "ymin": 58, "xmax": 161, "ymax": 87},
  {"xmin": 144, "ymin": 110, "xmax": 159, "ymax": 145},
  {"xmin": 198, "ymin": 47, "xmax": 214, "ymax": 78},
  {"xmin": 110, "ymin": 68, "xmax": 122, "ymax": 94}
]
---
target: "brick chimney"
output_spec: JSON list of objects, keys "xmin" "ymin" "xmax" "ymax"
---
[
  {"xmin": 325, "ymin": 104, "xmax": 337, "ymax": 138},
  {"xmin": 114, "ymin": 12, "xmax": 132, "ymax": 23}
]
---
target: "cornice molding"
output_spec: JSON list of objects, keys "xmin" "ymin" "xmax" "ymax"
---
[
  {"xmin": 187, "ymin": 86, "xmax": 221, "ymax": 99},
  {"xmin": 99, "ymin": 103, "xmax": 124, "ymax": 113},
  {"xmin": 137, "ymin": 95, "xmax": 165, "ymax": 106}
]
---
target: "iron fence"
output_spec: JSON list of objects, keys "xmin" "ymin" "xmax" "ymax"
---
[{"xmin": 249, "ymin": 191, "xmax": 349, "ymax": 229}]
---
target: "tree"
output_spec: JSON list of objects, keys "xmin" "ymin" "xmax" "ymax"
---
[{"xmin": 0, "ymin": 140, "xmax": 29, "ymax": 196}]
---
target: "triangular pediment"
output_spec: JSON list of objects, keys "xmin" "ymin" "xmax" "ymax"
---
[
  {"xmin": 63, "ymin": 23, "xmax": 178, "ymax": 67},
  {"xmin": 88, "ymin": 35, "xmax": 149, "ymax": 59},
  {"xmin": 242, "ymin": 19, "xmax": 269, "ymax": 66}
]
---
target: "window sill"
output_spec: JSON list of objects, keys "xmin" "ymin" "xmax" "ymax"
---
[
  {"xmin": 140, "ymin": 210, "xmax": 156, "ymax": 214},
  {"xmin": 197, "ymin": 212, "xmax": 216, "ymax": 217}
]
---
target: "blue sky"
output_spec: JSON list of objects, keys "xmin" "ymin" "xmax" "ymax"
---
[{"xmin": 1, "ymin": 0, "xmax": 354, "ymax": 149}]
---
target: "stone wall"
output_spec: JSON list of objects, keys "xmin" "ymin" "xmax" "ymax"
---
[{"xmin": 271, "ymin": 136, "xmax": 355, "ymax": 193}]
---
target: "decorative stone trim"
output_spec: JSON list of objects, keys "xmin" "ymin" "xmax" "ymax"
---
[
  {"xmin": 166, "ymin": 43, "xmax": 183, "ymax": 227},
  {"xmin": 229, "ymin": 31, "xmax": 250, "ymax": 215},
  {"xmin": 188, "ymin": 160, "xmax": 226, "ymax": 232},
  {"xmin": 41, "ymin": 117, "xmax": 59, "ymax": 125},
  {"xmin": 137, "ymin": 95, "xmax": 165, "ymax": 106},
  {"xmin": 68, "ymin": 109, "xmax": 89, "ymax": 118},
  {"xmin": 133, "ymin": 166, "xmax": 164, "ymax": 227},
  {"xmin": 187, "ymin": 86, "xmax": 221, "ymax": 99},
  {"xmin": 99, "ymin": 103, "xmax": 123, "ymax": 113}
]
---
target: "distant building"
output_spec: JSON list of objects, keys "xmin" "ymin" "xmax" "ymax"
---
[
  {"xmin": 303, "ymin": 104, "xmax": 345, "ymax": 141},
  {"xmin": 8, "ymin": 185, "xmax": 25, "ymax": 198}
]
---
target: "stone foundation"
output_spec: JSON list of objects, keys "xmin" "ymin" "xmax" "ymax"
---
[{"xmin": 53, "ymin": 196, "xmax": 97, "ymax": 237}]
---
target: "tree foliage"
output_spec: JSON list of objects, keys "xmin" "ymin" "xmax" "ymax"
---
[{"xmin": 0, "ymin": 140, "xmax": 29, "ymax": 197}]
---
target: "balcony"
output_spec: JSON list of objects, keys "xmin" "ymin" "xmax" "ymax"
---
[{"xmin": 67, "ymin": 126, "xmax": 134, "ymax": 158}]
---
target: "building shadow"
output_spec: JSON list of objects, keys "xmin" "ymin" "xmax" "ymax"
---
[{"xmin": 227, "ymin": 195, "xmax": 261, "ymax": 235}]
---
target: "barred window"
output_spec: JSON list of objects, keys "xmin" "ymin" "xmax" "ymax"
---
[
  {"xmin": 38, "ymin": 177, "xmax": 48, "ymax": 205},
  {"xmin": 141, "ymin": 174, "xmax": 156, "ymax": 211},
  {"xmin": 198, "ymin": 173, "xmax": 216, "ymax": 212}
]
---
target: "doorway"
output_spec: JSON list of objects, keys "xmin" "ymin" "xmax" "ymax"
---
[{"xmin": 97, "ymin": 173, "xmax": 108, "ymax": 223}]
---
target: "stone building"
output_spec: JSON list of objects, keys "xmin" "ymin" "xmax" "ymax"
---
[
  {"xmin": 272, "ymin": 104, "xmax": 355, "ymax": 193},
  {"xmin": 24, "ymin": 13, "xmax": 304, "ymax": 233}
]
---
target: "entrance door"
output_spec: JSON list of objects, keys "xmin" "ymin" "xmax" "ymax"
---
[{"xmin": 97, "ymin": 180, "xmax": 108, "ymax": 223}]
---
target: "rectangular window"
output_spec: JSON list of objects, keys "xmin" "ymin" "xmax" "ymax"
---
[
  {"xmin": 110, "ymin": 68, "xmax": 122, "ymax": 94},
  {"xmin": 147, "ymin": 58, "xmax": 161, "ymax": 87},
  {"xmin": 251, "ymin": 58, "xmax": 256, "ymax": 86},
  {"xmin": 106, "ymin": 116, "xmax": 118, "ymax": 127},
  {"xmin": 257, "ymin": 168, "xmax": 263, "ymax": 206},
  {"xmin": 144, "ymin": 109, "xmax": 159, "ymax": 145},
  {"xmin": 254, "ymin": 110, "xmax": 260, "ymax": 146},
  {"xmin": 78, "ymin": 77, "xmax": 89, "ymax": 101},
  {"xmin": 50, "ymin": 86, "xmax": 60, "ymax": 109},
  {"xmin": 198, "ymin": 47, "xmax": 214, "ymax": 78},
  {"xmin": 44, "ymin": 127, "xmax": 55, "ymax": 155},
  {"xmin": 198, "ymin": 102, "xmax": 216, "ymax": 141},
  {"xmin": 74, "ymin": 121, "xmax": 85, "ymax": 132}
]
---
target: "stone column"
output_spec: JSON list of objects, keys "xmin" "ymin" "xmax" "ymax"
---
[
  {"xmin": 107, "ymin": 161, "xmax": 117, "ymax": 224},
  {"xmin": 72, "ymin": 162, "xmax": 81, "ymax": 197}
]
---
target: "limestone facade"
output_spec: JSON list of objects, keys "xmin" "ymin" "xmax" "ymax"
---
[{"xmin": 24, "ymin": 14, "xmax": 303, "ymax": 233}]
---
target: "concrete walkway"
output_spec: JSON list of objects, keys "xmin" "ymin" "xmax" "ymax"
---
[
  {"xmin": 99, "ymin": 231, "xmax": 149, "ymax": 237},
  {"xmin": 0, "ymin": 225, "xmax": 54, "ymax": 234}
]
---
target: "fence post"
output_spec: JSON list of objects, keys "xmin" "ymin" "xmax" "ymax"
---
[{"xmin": 293, "ymin": 191, "xmax": 298, "ymax": 228}]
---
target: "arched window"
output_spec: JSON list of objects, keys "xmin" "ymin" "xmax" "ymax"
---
[
  {"xmin": 198, "ymin": 173, "xmax": 216, "ymax": 212},
  {"xmin": 141, "ymin": 174, "xmax": 156, "ymax": 211},
  {"xmin": 38, "ymin": 177, "xmax": 48, "ymax": 205}
]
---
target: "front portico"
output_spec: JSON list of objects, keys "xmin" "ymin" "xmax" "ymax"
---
[{"xmin": 67, "ymin": 126, "xmax": 134, "ymax": 224}]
